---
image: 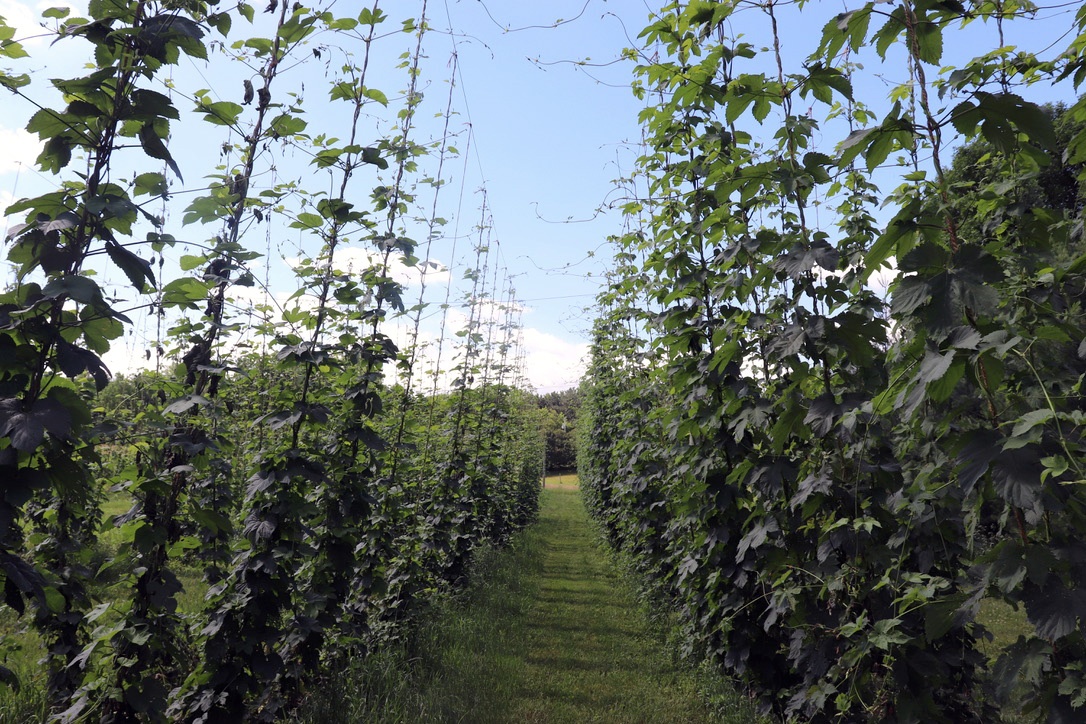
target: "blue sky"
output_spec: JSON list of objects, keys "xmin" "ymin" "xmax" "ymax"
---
[
  {"xmin": 1, "ymin": 1, "xmax": 1082, "ymax": 391},
  {"xmin": 0, "ymin": 0, "xmax": 656, "ymax": 392}
]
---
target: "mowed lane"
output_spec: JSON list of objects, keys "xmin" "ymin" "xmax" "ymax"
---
[{"xmin": 506, "ymin": 478, "xmax": 717, "ymax": 724}]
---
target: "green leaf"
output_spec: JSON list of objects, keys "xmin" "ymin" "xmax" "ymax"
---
[
  {"xmin": 837, "ymin": 127, "xmax": 874, "ymax": 167},
  {"xmin": 361, "ymin": 147, "xmax": 388, "ymax": 169},
  {"xmin": 161, "ymin": 277, "xmax": 212, "ymax": 309},
  {"xmin": 330, "ymin": 81, "xmax": 356, "ymax": 102},
  {"xmin": 198, "ymin": 100, "xmax": 243, "ymax": 127},
  {"xmin": 736, "ymin": 517, "xmax": 778, "ymax": 561},
  {"xmin": 130, "ymin": 89, "xmax": 180, "ymax": 121},
  {"xmin": 865, "ymin": 129, "xmax": 898, "ymax": 171},
  {"xmin": 950, "ymin": 100, "xmax": 980, "ymax": 137},
  {"xmin": 55, "ymin": 338, "xmax": 111, "ymax": 390},
  {"xmin": 992, "ymin": 447, "xmax": 1042, "ymax": 509},
  {"xmin": 42, "ymin": 275, "xmax": 103, "ymax": 305},
  {"xmin": 817, "ymin": 13, "xmax": 850, "ymax": 60},
  {"xmin": 890, "ymin": 276, "xmax": 931, "ymax": 317},
  {"xmin": 105, "ymin": 241, "xmax": 155, "ymax": 292},
  {"xmin": 0, "ymin": 71, "xmax": 30, "ymax": 89},
  {"xmin": 132, "ymin": 172, "xmax": 167, "ymax": 197},
  {"xmin": 1024, "ymin": 577, "xmax": 1086, "ymax": 641},
  {"xmin": 270, "ymin": 113, "xmax": 307, "ymax": 137},
  {"xmin": 991, "ymin": 637, "xmax": 1051, "ymax": 703},
  {"xmin": 870, "ymin": 618, "xmax": 910, "ymax": 650},
  {"xmin": 279, "ymin": 13, "xmax": 317, "ymax": 43},
  {"xmin": 924, "ymin": 594, "xmax": 971, "ymax": 642},
  {"xmin": 138, "ymin": 14, "xmax": 206, "ymax": 62},
  {"xmin": 0, "ymin": 664, "xmax": 18, "ymax": 692},
  {"xmin": 164, "ymin": 394, "xmax": 210, "ymax": 415},
  {"xmin": 358, "ymin": 7, "xmax": 386, "ymax": 25},
  {"xmin": 927, "ymin": 357, "xmax": 964, "ymax": 402},
  {"xmin": 138, "ymin": 124, "xmax": 182, "ymax": 181},
  {"xmin": 314, "ymin": 148, "xmax": 345, "ymax": 168},
  {"xmin": 0, "ymin": 397, "xmax": 73, "ymax": 451},
  {"xmin": 243, "ymin": 36, "xmax": 274, "ymax": 56},
  {"xmin": 802, "ymin": 62, "xmax": 853, "ymax": 103},
  {"xmin": 803, "ymin": 394, "xmax": 839, "ymax": 438},
  {"xmin": 179, "ymin": 254, "xmax": 206, "ymax": 271},
  {"xmin": 37, "ymin": 136, "xmax": 72, "ymax": 173},
  {"xmin": 363, "ymin": 87, "xmax": 388, "ymax": 106},
  {"xmin": 26, "ymin": 109, "xmax": 71, "ymax": 140},
  {"xmin": 206, "ymin": 12, "xmax": 232, "ymax": 36},
  {"xmin": 291, "ymin": 212, "xmax": 324, "ymax": 229},
  {"xmin": 899, "ymin": 242, "xmax": 948, "ymax": 272},
  {"xmin": 752, "ymin": 96, "xmax": 772, "ymax": 123},
  {"xmin": 81, "ymin": 313, "xmax": 124, "ymax": 354},
  {"xmin": 327, "ymin": 16, "xmax": 359, "ymax": 31},
  {"xmin": 947, "ymin": 326, "xmax": 981, "ymax": 350},
  {"xmin": 873, "ymin": 6, "xmax": 906, "ymax": 60},
  {"xmin": 914, "ymin": 17, "xmax": 943, "ymax": 64},
  {"xmin": 1011, "ymin": 409, "xmax": 1055, "ymax": 439}
]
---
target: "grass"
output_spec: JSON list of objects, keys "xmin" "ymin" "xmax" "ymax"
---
[
  {"xmin": 298, "ymin": 475, "xmax": 760, "ymax": 723},
  {"xmin": 0, "ymin": 612, "xmax": 48, "ymax": 724},
  {"xmin": 506, "ymin": 478, "xmax": 757, "ymax": 724},
  {"xmin": 296, "ymin": 530, "xmax": 542, "ymax": 723},
  {"xmin": 977, "ymin": 598, "xmax": 1036, "ymax": 723},
  {"xmin": 0, "ymin": 486, "xmax": 209, "ymax": 723},
  {"xmin": 978, "ymin": 598, "xmax": 1032, "ymax": 657},
  {"xmin": 0, "ymin": 478, "xmax": 1045, "ymax": 723}
]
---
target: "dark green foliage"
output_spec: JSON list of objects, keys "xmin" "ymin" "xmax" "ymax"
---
[
  {"xmin": 537, "ymin": 389, "xmax": 580, "ymax": 473},
  {"xmin": 0, "ymin": 3, "xmax": 542, "ymax": 722},
  {"xmin": 582, "ymin": 2, "xmax": 1086, "ymax": 722}
]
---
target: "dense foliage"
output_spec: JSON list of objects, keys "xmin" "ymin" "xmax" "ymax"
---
[
  {"xmin": 581, "ymin": 1, "xmax": 1086, "ymax": 722},
  {"xmin": 0, "ymin": 2, "xmax": 542, "ymax": 721},
  {"xmin": 536, "ymin": 389, "xmax": 580, "ymax": 474}
]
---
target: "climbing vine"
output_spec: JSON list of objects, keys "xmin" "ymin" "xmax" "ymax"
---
[
  {"xmin": 0, "ymin": 2, "xmax": 542, "ymax": 721},
  {"xmin": 583, "ymin": 1, "xmax": 1086, "ymax": 721}
]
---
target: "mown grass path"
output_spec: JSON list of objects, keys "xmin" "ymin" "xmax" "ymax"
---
[
  {"xmin": 307, "ymin": 478, "xmax": 759, "ymax": 723},
  {"xmin": 498, "ymin": 478, "xmax": 722, "ymax": 724}
]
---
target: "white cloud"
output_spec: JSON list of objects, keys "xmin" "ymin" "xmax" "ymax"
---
[
  {"xmin": 100, "ymin": 319, "xmax": 584, "ymax": 395},
  {"xmin": 286, "ymin": 247, "xmax": 451, "ymax": 288},
  {"xmin": 0, "ymin": 1, "xmax": 82, "ymax": 45},
  {"xmin": 101, "ymin": 332, "xmax": 155, "ymax": 379},
  {"xmin": 0, "ymin": 1, "xmax": 42, "ymax": 39},
  {"xmin": 520, "ymin": 327, "xmax": 587, "ymax": 392},
  {"xmin": 867, "ymin": 258, "xmax": 898, "ymax": 299},
  {"xmin": 1, "ymin": 189, "xmax": 16, "ymax": 239},
  {"xmin": 0, "ymin": 126, "xmax": 39, "ymax": 176},
  {"xmin": 94, "ymin": 281, "xmax": 585, "ymax": 395},
  {"xmin": 226, "ymin": 284, "xmax": 319, "ymax": 316}
]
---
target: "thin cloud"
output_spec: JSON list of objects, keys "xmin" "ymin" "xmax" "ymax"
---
[{"xmin": 0, "ymin": 125, "xmax": 39, "ymax": 176}]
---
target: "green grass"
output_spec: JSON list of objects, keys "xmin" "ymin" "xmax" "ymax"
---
[
  {"xmin": 296, "ymin": 540, "xmax": 537, "ymax": 723},
  {"xmin": 0, "ymin": 486, "xmax": 208, "ymax": 723},
  {"xmin": 0, "ymin": 610, "xmax": 48, "ymax": 724},
  {"xmin": 506, "ymin": 483, "xmax": 756, "ymax": 724},
  {"xmin": 978, "ymin": 598, "xmax": 1032, "ymax": 657},
  {"xmin": 544, "ymin": 473, "xmax": 579, "ymax": 487},
  {"xmin": 0, "ymin": 480, "xmax": 1044, "ymax": 723},
  {"xmin": 299, "ymin": 480, "xmax": 759, "ymax": 723},
  {"xmin": 977, "ymin": 598, "xmax": 1036, "ymax": 723}
]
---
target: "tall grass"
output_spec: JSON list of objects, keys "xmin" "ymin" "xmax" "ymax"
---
[
  {"xmin": 0, "ymin": 610, "xmax": 48, "ymax": 724},
  {"xmin": 295, "ymin": 539, "xmax": 539, "ymax": 723}
]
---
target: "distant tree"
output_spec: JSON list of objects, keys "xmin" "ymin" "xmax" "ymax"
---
[
  {"xmin": 536, "ymin": 389, "xmax": 580, "ymax": 473},
  {"xmin": 947, "ymin": 99, "xmax": 1085, "ymax": 264}
]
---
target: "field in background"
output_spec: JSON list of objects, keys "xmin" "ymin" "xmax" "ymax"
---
[{"xmin": 544, "ymin": 474, "xmax": 579, "ymax": 488}]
